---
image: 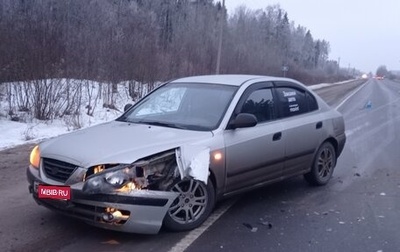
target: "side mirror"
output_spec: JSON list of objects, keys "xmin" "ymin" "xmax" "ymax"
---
[
  {"xmin": 124, "ymin": 103, "xmax": 133, "ymax": 112},
  {"xmin": 229, "ymin": 113, "xmax": 257, "ymax": 129}
]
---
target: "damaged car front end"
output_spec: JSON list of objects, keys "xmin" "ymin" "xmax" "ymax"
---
[{"xmin": 27, "ymin": 146, "xmax": 213, "ymax": 234}]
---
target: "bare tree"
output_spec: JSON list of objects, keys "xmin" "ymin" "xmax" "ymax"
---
[{"xmin": 0, "ymin": 0, "xmax": 350, "ymax": 123}]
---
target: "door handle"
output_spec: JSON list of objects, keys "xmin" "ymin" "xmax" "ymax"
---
[
  {"xmin": 316, "ymin": 121, "xmax": 323, "ymax": 129},
  {"xmin": 273, "ymin": 132, "xmax": 282, "ymax": 141}
]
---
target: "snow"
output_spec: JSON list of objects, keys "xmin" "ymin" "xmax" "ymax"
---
[
  {"xmin": 0, "ymin": 109, "xmax": 125, "ymax": 150},
  {"xmin": 0, "ymin": 79, "xmax": 349, "ymax": 151},
  {"xmin": 308, "ymin": 79, "xmax": 355, "ymax": 90},
  {"xmin": 0, "ymin": 79, "xmax": 133, "ymax": 150},
  {"xmin": 0, "ymin": 120, "xmax": 69, "ymax": 150}
]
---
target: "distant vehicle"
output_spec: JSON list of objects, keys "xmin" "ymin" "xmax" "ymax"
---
[
  {"xmin": 27, "ymin": 74, "xmax": 346, "ymax": 234},
  {"xmin": 375, "ymin": 76, "xmax": 384, "ymax": 80}
]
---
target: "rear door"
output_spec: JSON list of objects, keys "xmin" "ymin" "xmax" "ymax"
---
[
  {"xmin": 224, "ymin": 82, "xmax": 285, "ymax": 193},
  {"xmin": 273, "ymin": 82, "xmax": 323, "ymax": 177}
]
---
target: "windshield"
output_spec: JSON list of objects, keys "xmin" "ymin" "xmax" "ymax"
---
[{"xmin": 118, "ymin": 83, "xmax": 238, "ymax": 131}]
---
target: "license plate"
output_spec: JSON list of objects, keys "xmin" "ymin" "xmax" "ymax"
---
[{"xmin": 37, "ymin": 185, "xmax": 71, "ymax": 200}]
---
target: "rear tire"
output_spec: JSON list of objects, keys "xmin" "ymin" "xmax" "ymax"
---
[
  {"xmin": 304, "ymin": 142, "xmax": 336, "ymax": 186},
  {"xmin": 164, "ymin": 179, "xmax": 215, "ymax": 232}
]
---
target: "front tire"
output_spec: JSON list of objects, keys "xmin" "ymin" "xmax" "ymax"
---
[
  {"xmin": 304, "ymin": 142, "xmax": 337, "ymax": 186},
  {"xmin": 164, "ymin": 179, "xmax": 215, "ymax": 232}
]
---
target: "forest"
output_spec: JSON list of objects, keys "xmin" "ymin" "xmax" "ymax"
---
[
  {"xmin": 0, "ymin": 0, "xmax": 356, "ymax": 84},
  {"xmin": 0, "ymin": 0, "xmax": 357, "ymax": 121}
]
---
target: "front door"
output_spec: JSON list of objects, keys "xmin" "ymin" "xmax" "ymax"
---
[{"xmin": 224, "ymin": 83, "xmax": 285, "ymax": 193}]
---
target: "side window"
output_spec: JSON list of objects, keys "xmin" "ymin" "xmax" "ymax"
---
[
  {"xmin": 276, "ymin": 87, "xmax": 308, "ymax": 118},
  {"xmin": 240, "ymin": 88, "xmax": 275, "ymax": 123}
]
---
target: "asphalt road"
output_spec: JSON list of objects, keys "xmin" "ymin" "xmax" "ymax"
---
[{"xmin": 1, "ymin": 78, "xmax": 399, "ymax": 252}]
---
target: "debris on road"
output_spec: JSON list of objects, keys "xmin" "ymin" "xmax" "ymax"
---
[
  {"xmin": 259, "ymin": 218, "xmax": 273, "ymax": 229},
  {"xmin": 242, "ymin": 223, "xmax": 258, "ymax": 232}
]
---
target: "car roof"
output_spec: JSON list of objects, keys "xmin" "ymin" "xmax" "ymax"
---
[{"xmin": 170, "ymin": 74, "xmax": 299, "ymax": 87}]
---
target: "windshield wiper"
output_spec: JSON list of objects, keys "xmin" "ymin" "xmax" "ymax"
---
[
  {"xmin": 135, "ymin": 120, "xmax": 187, "ymax": 129},
  {"xmin": 124, "ymin": 120, "xmax": 212, "ymax": 131}
]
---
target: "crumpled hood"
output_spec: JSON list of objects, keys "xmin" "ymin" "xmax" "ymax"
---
[{"xmin": 39, "ymin": 121, "xmax": 213, "ymax": 168}]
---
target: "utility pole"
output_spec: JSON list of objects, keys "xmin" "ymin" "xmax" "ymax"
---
[{"xmin": 215, "ymin": 0, "xmax": 225, "ymax": 74}]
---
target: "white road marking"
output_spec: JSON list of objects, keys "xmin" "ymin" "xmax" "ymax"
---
[
  {"xmin": 345, "ymin": 122, "xmax": 370, "ymax": 137},
  {"xmin": 335, "ymin": 81, "xmax": 368, "ymax": 110},
  {"xmin": 168, "ymin": 198, "xmax": 238, "ymax": 252}
]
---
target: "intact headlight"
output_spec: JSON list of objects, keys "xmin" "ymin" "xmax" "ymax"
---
[{"xmin": 30, "ymin": 145, "xmax": 40, "ymax": 168}]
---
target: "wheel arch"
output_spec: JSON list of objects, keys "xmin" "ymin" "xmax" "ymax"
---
[
  {"xmin": 304, "ymin": 138, "xmax": 337, "ymax": 186},
  {"xmin": 324, "ymin": 137, "xmax": 339, "ymax": 160},
  {"xmin": 208, "ymin": 169, "xmax": 218, "ymax": 199}
]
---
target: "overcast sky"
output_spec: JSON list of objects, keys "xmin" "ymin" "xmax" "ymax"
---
[{"xmin": 225, "ymin": 0, "xmax": 400, "ymax": 73}]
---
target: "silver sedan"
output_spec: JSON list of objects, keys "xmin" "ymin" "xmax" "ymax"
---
[{"xmin": 27, "ymin": 75, "xmax": 346, "ymax": 234}]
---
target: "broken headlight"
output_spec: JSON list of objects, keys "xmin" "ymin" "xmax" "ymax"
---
[
  {"xmin": 83, "ymin": 164, "xmax": 140, "ymax": 194},
  {"xmin": 105, "ymin": 170, "xmax": 130, "ymax": 187},
  {"xmin": 82, "ymin": 150, "xmax": 180, "ymax": 194}
]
